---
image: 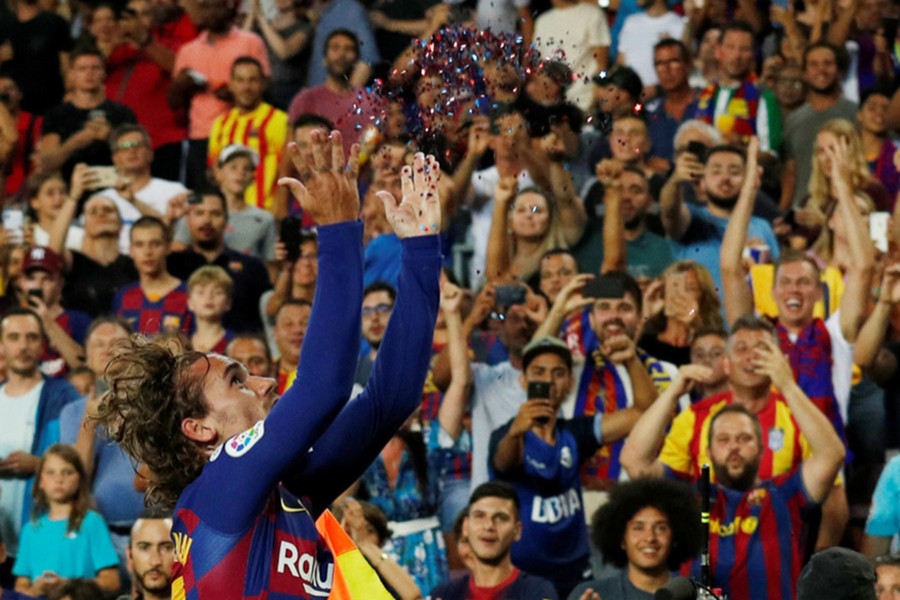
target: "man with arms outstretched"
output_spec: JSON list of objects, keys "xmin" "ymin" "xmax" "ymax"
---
[{"xmin": 96, "ymin": 130, "xmax": 444, "ymax": 599}]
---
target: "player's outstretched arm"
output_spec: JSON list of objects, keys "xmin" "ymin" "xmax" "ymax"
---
[
  {"xmin": 288, "ymin": 153, "xmax": 443, "ymax": 515},
  {"xmin": 180, "ymin": 131, "xmax": 365, "ymax": 532}
]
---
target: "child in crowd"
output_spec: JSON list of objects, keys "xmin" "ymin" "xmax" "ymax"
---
[
  {"xmin": 187, "ymin": 265, "xmax": 235, "ymax": 354},
  {"xmin": 13, "ymin": 445, "xmax": 120, "ymax": 597}
]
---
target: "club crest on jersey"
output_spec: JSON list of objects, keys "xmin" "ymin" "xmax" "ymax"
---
[
  {"xmin": 560, "ymin": 446, "xmax": 573, "ymax": 468},
  {"xmin": 768, "ymin": 427, "xmax": 785, "ymax": 452},
  {"xmin": 225, "ymin": 420, "xmax": 265, "ymax": 458}
]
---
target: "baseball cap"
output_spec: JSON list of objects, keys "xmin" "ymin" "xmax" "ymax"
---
[
  {"xmin": 592, "ymin": 66, "xmax": 643, "ymax": 102},
  {"xmin": 522, "ymin": 336, "xmax": 572, "ymax": 371},
  {"xmin": 797, "ymin": 547, "xmax": 876, "ymax": 600},
  {"xmin": 217, "ymin": 144, "xmax": 259, "ymax": 168},
  {"xmin": 22, "ymin": 246, "xmax": 63, "ymax": 276}
]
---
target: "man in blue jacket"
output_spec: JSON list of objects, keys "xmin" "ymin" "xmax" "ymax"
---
[{"xmin": 0, "ymin": 307, "xmax": 81, "ymax": 555}]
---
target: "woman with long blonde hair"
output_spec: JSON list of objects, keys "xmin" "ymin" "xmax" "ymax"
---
[{"xmin": 639, "ymin": 260, "xmax": 724, "ymax": 366}]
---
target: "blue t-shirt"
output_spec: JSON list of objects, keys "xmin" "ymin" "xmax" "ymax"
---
[
  {"xmin": 488, "ymin": 417, "xmax": 600, "ymax": 583},
  {"xmin": 866, "ymin": 454, "xmax": 900, "ymax": 539},
  {"xmin": 13, "ymin": 510, "xmax": 119, "ymax": 579},
  {"xmin": 671, "ymin": 204, "xmax": 781, "ymax": 294}
]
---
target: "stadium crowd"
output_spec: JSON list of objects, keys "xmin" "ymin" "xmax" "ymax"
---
[{"xmin": 0, "ymin": 0, "xmax": 899, "ymax": 597}]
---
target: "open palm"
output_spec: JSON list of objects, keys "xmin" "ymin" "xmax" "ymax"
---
[{"xmin": 376, "ymin": 152, "xmax": 442, "ymax": 238}]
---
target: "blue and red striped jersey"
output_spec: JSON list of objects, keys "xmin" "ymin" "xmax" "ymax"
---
[
  {"xmin": 682, "ymin": 470, "xmax": 812, "ymax": 600},
  {"xmin": 113, "ymin": 282, "xmax": 192, "ymax": 335}
]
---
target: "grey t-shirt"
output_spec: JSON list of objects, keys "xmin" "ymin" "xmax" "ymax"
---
[
  {"xmin": 782, "ymin": 98, "xmax": 858, "ymax": 207},
  {"xmin": 568, "ymin": 572, "xmax": 656, "ymax": 600},
  {"xmin": 175, "ymin": 205, "xmax": 276, "ymax": 261}
]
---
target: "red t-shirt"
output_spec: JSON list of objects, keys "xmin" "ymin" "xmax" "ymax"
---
[{"xmin": 467, "ymin": 568, "xmax": 521, "ymax": 600}]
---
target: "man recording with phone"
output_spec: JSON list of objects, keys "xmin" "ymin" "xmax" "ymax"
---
[{"xmin": 489, "ymin": 336, "xmax": 644, "ymax": 598}]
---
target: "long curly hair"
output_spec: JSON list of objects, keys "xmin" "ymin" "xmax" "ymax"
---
[
  {"xmin": 591, "ymin": 478, "xmax": 703, "ymax": 571},
  {"xmin": 93, "ymin": 335, "xmax": 212, "ymax": 509},
  {"xmin": 643, "ymin": 260, "xmax": 724, "ymax": 336},
  {"xmin": 31, "ymin": 444, "xmax": 92, "ymax": 535}
]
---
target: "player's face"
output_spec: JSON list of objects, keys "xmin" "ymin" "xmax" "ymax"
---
[
  {"xmin": 0, "ymin": 314, "xmax": 43, "ymax": 377},
  {"xmin": 622, "ymin": 506, "xmax": 673, "ymax": 574},
  {"xmin": 876, "ymin": 565, "xmax": 900, "ymax": 600},
  {"xmin": 724, "ymin": 328, "xmax": 774, "ymax": 389},
  {"xmin": 589, "ymin": 294, "xmax": 640, "ymax": 344},
  {"xmin": 361, "ymin": 291, "xmax": 393, "ymax": 347},
  {"xmin": 709, "ymin": 412, "xmax": 761, "ymax": 491},
  {"xmin": 771, "ymin": 260, "xmax": 820, "ymax": 329},
  {"xmin": 86, "ymin": 322, "xmax": 130, "ymax": 377},
  {"xmin": 521, "ymin": 352, "xmax": 572, "ymax": 409},
  {"xmin": 466, "ymin": 497, "xmax": 521, "ymax": 564},
  {"xmin": 509, "ymin": 192, "xmax": 551, "ymax": 241},
  {"xmin": 188, "ymin": 283, "xmax": 231, "ymax": 320},
  {"xmin": 539, "ymin": 253, "xmax": 577, "ymax": 304},
  {"xmin": 227, "ymin": 337, "xmax": 272, "ymax": 377},
  {"xmin": 39, "ymin": 453, "xmax": 81, "ymax": 504},
  {"xmin": 194, "ymin": 355, "xmax": 275, "ymax": 441},
  {"xmin": 128, "ymin": 518, "xmax": 174, "ymax": 596},
  {"xmin": 130, "ymin": 225, "xmax": 169, "ymax": 277}
]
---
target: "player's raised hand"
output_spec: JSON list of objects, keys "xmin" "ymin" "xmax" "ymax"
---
[
  {"xmin": 376, "ymin": 152, "xmax": 442, "ymax": 238},
  {"xmin": 279, "ymin": 130, "xmax": 360, "ymax": 226}
]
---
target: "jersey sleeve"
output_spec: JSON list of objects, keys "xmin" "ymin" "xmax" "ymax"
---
[
  {"xmin": 659, "ymin": 407, "xmax": 698, "ymax": 478},
  {"xmin": 487, "ymin": 420, "xmax": 516, "ymax": 479},
  {"xmin": 176, "ymin": 220, "xmax": 364, "ymax": 533},
  {"xmin": 284, "ymin": 234, "xmax": 442, "ymax": 515},
  {"xmin": 85, "ymin": 511, "xmax": 120, "ymax": 572}
]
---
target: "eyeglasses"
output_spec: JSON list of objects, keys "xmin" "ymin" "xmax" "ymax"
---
[
  {"xmin": 115, "ymin": 139, "xmax": 147, "ymax": 151},
  {"xmin": 362, "ymin": 303, "xmax": 392, "ymax": 317}
]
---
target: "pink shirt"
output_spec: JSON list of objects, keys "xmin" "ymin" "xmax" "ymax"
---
[{"xmin": 173, "ymin": 27, "xmax": 270, "ymax": 139}]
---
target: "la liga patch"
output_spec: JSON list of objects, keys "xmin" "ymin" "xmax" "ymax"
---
[{"xmin": 225, "ymin": 420, "xmax": 265, "ymax": 458}]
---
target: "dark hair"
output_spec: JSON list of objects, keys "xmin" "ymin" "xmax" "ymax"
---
[
  {"xmin": 468, "ymin": 481, "xmax": 521, "ymax": 519},
  {"xmin": 25, "ymin": 171, "xmax": 67, "ymax": 218},
  {"xmin": 275, "ymin": 298, "xmax": 312, "ymax": 321},
  {"xmin": 363, "ymin": 281, "xmax": 397, "ymax": 304},
  {"xmin": 95, "ymin": 336, "xmax": 212, "ymax": 509},
  {"xmin": 621, "ymin": 164, "xmax": 648, "ymax": 181},
  {"xmin": 54, "ymin": 579, "xmax": 104, "ymax": 600},
  {"xmin": 692, "ymin": 325, "xmax": 728, "ymax": 343},
  {"xmin": 130, "ymin": 508, "xmax": 173, "ymax": 543},
  {"xmin": 109, "ymin": 123, "xmax": 151, "ymax": 152},
  {"xmin": 32, "ymin": 445, "xmax": 91, "ymax": 535},
  {"xmin": 729, "ymin": 313, "xmax": 777, "ymax": 339},
  {"xmin": 720, "ymin": 21, "xmax": 755, "ymax": 41},
  {"xmin": 226, "ymin": 333, "xmax": 273, "ymax": 363},
  {"xmin": 293, "ymin": 113, "xmax": 334, "ymax": 131},
  {"xmin": 325, "ymin": 29, "xmax": 360, "ymax": 56},
  {"xmin": 592, "ymin": 478, "xmax": 702, "ymax": 570},
  {"xmin": 705, "ymin": 144, "xmax": 746, "ymax": 165},
  {"xmin": 860, "ymin": 85, "xmax": 894, "ymax": 107},
  {"xmin": 541, "ymin": 247, "xmax": 577, "ymax": 264},
  {"xmin": 131, "ymin": 215, "xmax": 171, "ymax": 243},
  {"xmin": 70, "ymin": 45, "xmax": 106, "ymax": 67},
  {"xmin": 231, "ymin": 55, "xmax": 265, "ymax": 77},
  {"xmin": 803, "ymin": 41, "xmax": 849, "ymax": 75},
  {"xmin": 359, "ymin": 500, "xmax": 393, "ymax": 546},
  {"xmin": 654, "ymin": 38, "xmax": 691, "ymax": 62},
  {"xmin": 0, "ymin": 306, "xmax": 44, "ymax": 338},
  {"xmin": 597, "ymin": 271, "xmax": 644, "ymax": 313},
  {"xmin": 875, "ymin": 555, "xmax": 900, "ymax": 568},
  {"xmin": 191, "ymin": 188, "xmax": 229, "ymax": 217},
  {"xmin": 708, "ymin": 403, "xmax": 763, "ymax": 447}
]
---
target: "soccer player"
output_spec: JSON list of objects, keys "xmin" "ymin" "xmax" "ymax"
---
[
  {"xmin": 620, "ymin": 327, "xmax": 846, "ymax": 600},
  {"xmin": 95, "ymin": 130, "xmax": 443, "ymax": 599}
]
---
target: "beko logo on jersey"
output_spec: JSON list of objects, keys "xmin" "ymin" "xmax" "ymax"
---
[
  {"xmin": 530, "ymin": 488, "xmax": 582, "ymax": 524},
  {"xmin": 276, "ymin": 541, "xmax": 334, "ymax": 597}
]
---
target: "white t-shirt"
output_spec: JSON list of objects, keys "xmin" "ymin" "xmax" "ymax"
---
[
  {"xmin": 470, "ymin": 361, "xmax": 526, "ymax": 488},
  {"xmin": 476, "ymin": 0, "xmax": 530, "ymax": 35},
  {"xmin": 467, "ymin": 167, "xmax": 535, "ymax": 289},
  {"xmin": 533, "ymin": 3, "xmax": 612, "ymax": 112},
  {"xmin": 0, "ymin": 380, "xmax": 44, "ymax": 554},
  {"xmin": 616, "ymin": 12, "xmax": 686, "ymax": 86},
  {"xmin": 99, "ymin": 178, "xmax": 188, "ymax": 253}
]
